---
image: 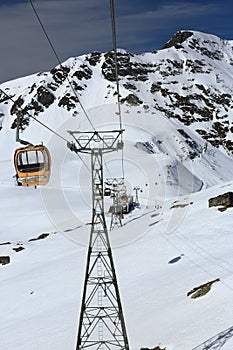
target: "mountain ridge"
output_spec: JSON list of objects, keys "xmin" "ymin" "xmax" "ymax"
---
[{"xmin": 1, "ymin": 30, "xmax": 233, "ymax": 158}]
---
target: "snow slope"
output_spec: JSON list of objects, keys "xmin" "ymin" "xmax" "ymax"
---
[{"xmin": 1, "ymin": 30, "xmax": 233, "ymax": 350}]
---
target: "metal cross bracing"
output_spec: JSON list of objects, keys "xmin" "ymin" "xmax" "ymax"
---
[
  {"xmin": 68, "ymin": 130, "xmax": 130, "ymax": 350},
  {"xmin": 192, "ymin": 326, "xmax": 233, "ymax": 350}
]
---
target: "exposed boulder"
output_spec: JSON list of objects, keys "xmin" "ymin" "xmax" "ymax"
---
[
  {"xmin": 208, "ymin": 192, "xmax": 233, "ymax": 211},
  {"xmin": 12, "ymin": 246, "xmax": 25, "ymax": 252},
  {"xmin": 0, "ymin": 256, "xmax": 10, "ymax": 265},
  {"xmin": 37, "ymin": 86, "xmax": 55, "ymax": 108},
  {"xmin": 187, "ymin": 278, "xmax": 220, "ymax": 299},
  {"xmin": 121, "ymin": 94, "xmax": 143, "ymax": 106}
]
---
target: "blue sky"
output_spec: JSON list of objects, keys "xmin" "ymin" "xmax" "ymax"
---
[{"xmin": 0, "ymin": 0, "xmax": 232, "ymax": 83}]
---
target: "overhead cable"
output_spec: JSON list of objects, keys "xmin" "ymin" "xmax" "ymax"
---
[
  {"xmin": 29, "ymin": 0, "xmax": 95, "ymax": 131},
  {"xmin": 110, "ymin": 0, "xmax": 125, "ymax": 179},
  {"xmin": 110, "ymin": 0, "xmax": 122, "ymax": 130}
]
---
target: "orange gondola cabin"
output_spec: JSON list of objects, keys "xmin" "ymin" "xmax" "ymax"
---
[{"xmin": 14, "ymin": 145, "xmax": 51, "ymax": 187}]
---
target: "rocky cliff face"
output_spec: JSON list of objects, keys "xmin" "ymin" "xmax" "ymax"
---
[{"xmin": 1, "ymin": 30, "xmax": 233, "ymax": 156}]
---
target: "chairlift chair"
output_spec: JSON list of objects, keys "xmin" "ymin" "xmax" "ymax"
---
[{"xmin": 14, "ymin": 145, "xmax": 51, "ymax": 187}]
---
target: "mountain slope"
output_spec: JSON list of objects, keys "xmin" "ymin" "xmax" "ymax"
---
[
  {"xmin": 1, "ymin": 30, "xmax": 233, "ymax": 153},
  {"xmin": 1, "ymin": 30, "xmax": 233, "ymax": 350}
]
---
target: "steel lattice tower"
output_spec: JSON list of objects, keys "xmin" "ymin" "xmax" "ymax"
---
[
  {"xmin": 68, "ymin": 130, "xmax": 130, "ymax": 350},
  {"xmin": 106, "ymin": 178, "xmax": 124, "ymax": 231}
]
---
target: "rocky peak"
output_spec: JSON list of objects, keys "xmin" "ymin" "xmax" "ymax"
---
[{"xmin": 163, "ymin": 30, "xmax": 193, "ymax": 49}]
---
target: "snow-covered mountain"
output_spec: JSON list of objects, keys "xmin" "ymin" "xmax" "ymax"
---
[
  {"xmin": 2, "ymin": 30, "xmax": 233, "ymax": 154},
  {"xmin": 1, "ymin": 30, "xmax": 233, "ymax": 350}
]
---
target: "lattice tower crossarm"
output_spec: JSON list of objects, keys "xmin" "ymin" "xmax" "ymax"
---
[{"xmin": 68, "ymin": 130, "xmax": 129, "ymax": 350}]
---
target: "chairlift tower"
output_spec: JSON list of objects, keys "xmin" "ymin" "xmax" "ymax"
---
[
  {"xmin": 68, "ymin": 130, "xmax": 130, "ymax": 350},
  {"xmin": 106, "ymin": 178, "xmax": 124, "ymax": 230},
  {"xmin": 133, "ymin": 186, "xmax": 141, "ymax": 207}
]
